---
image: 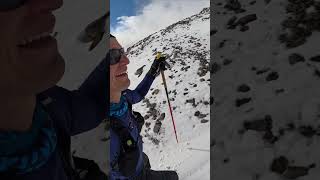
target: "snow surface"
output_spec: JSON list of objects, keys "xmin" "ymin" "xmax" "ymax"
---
[
  {"xmin": 126, "ymin": 7, "xmax": 210, "ymax": 180},
  {"xmin": 212, "ymin": 0, "xmax": 320, "ymax": 179}
]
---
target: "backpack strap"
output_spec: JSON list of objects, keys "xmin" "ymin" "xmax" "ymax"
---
[{"xmin": 38, "ymin": 96, "xmax": 79, "ymax": 180}]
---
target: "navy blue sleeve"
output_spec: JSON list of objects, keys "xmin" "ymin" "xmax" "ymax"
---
[
  {"xmin": 44, "ymin": 57, "xmax": 109, "ymax": 136},
  {"xmin": 124, "ymin": 73, "xmax": 155, "ymax": 104}
]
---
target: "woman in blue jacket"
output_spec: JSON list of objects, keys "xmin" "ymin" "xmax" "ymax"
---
[{"xmin": 108, "ymin": 35, "xmax": 179, "ymax": 180}]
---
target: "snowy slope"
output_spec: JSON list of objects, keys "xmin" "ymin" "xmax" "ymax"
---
[
  {"xmin": 125, "ymin": 8, "xmax": 210, "ymax": 179},
  {"xmin": 54, "ymin": 1, "xmax": 109, "ymax": 174},
  {"xmin": 212, "ymin": 0, "xmax": 320, "ymax": 179}
]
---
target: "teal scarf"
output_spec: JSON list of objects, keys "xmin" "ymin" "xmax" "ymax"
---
[{"xmin": 0, "ymin": 103, "xmax": 57, "ymax": 174}]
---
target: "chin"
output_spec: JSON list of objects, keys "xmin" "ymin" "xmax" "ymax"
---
[{"xmin": 33, "ymin": 53, "xmax": 66, "ymax": 94}]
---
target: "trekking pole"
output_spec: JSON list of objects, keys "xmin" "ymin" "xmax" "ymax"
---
[{"xmin": 156, "ymin": 52, "xmax": 179, "ymax": 143}]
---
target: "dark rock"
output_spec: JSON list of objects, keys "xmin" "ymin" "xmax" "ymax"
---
[
  {"xmin": 200, "ymin": 78, "xmax": 206, "ymax": 82},
  {"xmin": 270, "ymin": 156, "xmax": 289, "ymax": 174},
  {"xmin": 201, "ymin": 119, "xmax": 209, "ymax": 123},
  {"xmin": 240, "ymin": 25, "xmax": 249, "ymax": 32},
  {"xmin": 183, "ymin": 92, "xmax": 189, "ymax": 95},
  {"xmin": 193, "ymin": 84, "xmax": 197, "ymax": 87},
  {"xmin": 227, "ymin": 16, "xmax": 237, "ymax": 28},
  {"xmin": 158, "ymin": 113, "xmax": 165, "ymax": 121},
  {"xmin": 244, "ymin": 115, "xmax": 272, "ymax": 131},
  {"xmin": 263, "ymin": 130, "xmax": 278, "ymax": 144},
  {"xmin": 184, "ymin": 88, "xmax": 188, "ymax": 91},
  {"xmin": 289, "ymin": 53, "xmax": 305, "ymax": 65},
  {"xmin": 237, "ymin": 84, "xmax": 251, "ymax": 92},
  {"xmin": 152, "ymin": 89, "xmax": 160, "ymax": 95},
  {"xmin": 287, "ymin": 123, "xmax": 296, "ymax": 130},
  {"xmin": 275, "ymin": 89, "xmax": 285, "ymax": 94},
  {"xmin": 203, "ymin": 101, "xmax": 210, "ymax": 105},
  {"xmin": 151, "ymin": 137, "xmax": 160, "ymax": 145},
  {"xmin": 249, "ymin": 1, "xmax": 256, "ymax": 5},
  {"xmin": 153, "ymin": 120, "xmax": 162, "ymax": 133},
  {"xmin": 223, "ymin": 59, "xmax": 233, "ymax": 65},
  {"xmin": 199, "ymin": 114, "xmax": 207, "ymax": 118},
  {"xmin": 266, "ymin": 71, "xmax": 279, "ymax": 81},
  {"xmin": 218, "ymin": 40, "xmax": 227, "ymax": 48},
  {"xmin": 235, "ymin": 98, "xmax": 252, "ymax": 107},
  {"xmin": 256, "ymin": 68, "xmax": 270, "ymax": 75},
  {"xmin": 309, "ymin": 55, "xmax": 320, "ymax": 62},
  {"xmin": 235, "ymin": 14, "xmax": 257, "ymax": 26},
  {"xmin": 194, "ymin": 111, "xmax": 200, "ymax": 116},
  {"xmin": 210, "ymin": 29, "xmax": 218, "ymax": 36},
  {"xmin": 264, "ymin": 0, "xmax": 271, "ymax": 4},
  {"xmin": 223, "ymin": 158, "xmax": 230, "ymax": 163},
  {"xmin": 282, "ymin": 19, "xmax": 299, "ymax": 28},
  {"xmin": 224, "ymin": 0, "xmax": 242, "ymax": 11},
  {"xmin": 299, "ymin": 125, "xmax": 316, "ymax": 137},
  {"xmin": 283, "ymin": 165, "xmax": 313, "ymax": 179},
  {"xmin": 145, "ymin": 122, "xmax": 151, "ymax": 128},
  {"xmin": 314, "ymin": 69, "xmax": 320, "ymax": 78}
]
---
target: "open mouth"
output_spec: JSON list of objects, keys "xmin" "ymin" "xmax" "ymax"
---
[
  {"xmin": 17, "ymin": 31, "xmax": 56, "ymax": 49},
  {"xmin": 116, "ymin": 71, "xmax": 128, "ymax": 77}
]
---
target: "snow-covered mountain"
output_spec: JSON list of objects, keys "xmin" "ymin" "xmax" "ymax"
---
[
  {"xmin": 212, "ymin": 0, "xmax": 320, "ymax": 179},
  {"xmin": 125, "ymin": 7, "xmax": 210, "ymax": 180}
]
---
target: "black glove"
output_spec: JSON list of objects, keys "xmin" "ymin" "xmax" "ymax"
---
[{"xmin": 147, "ymin": 53, "xmax": 171, "ymax": 77}]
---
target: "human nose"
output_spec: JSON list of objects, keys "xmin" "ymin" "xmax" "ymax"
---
[{"xmin": 119, "ymin": 55, "xmax": 129, "ymax": 65}]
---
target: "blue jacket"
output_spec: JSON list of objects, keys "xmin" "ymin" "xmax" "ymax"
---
[
  {"xmin": 109, "ymin": 73, "xmax": 155, "ymax": 180},
  {"xmin": 0, "ymin": 58, "xmax": 108, "ymax": 180}
]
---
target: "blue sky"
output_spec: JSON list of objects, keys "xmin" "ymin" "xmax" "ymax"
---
[
  {"xmin": 110, "ymin": 0, "xmax": 136, "ymax": 29},
  {"xmin": 110, "ymin": 0, "xmax": 210, "ymax": 47}
]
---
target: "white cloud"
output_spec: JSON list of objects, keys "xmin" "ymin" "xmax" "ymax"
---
[{"xmin": 111, "ymin": 0, "xmax": 210, "ymax": 48}]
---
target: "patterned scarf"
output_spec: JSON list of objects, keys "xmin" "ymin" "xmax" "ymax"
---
[
  {"xmin": 0, "ymin": 103, "xmax": 57, "ymax": 174},
  {"xmin": 109, "ymin": 95, "xmax": 128, "ymax": 118}
]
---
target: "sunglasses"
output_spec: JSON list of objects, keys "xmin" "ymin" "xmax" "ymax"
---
[
  {"xmin": 0, "ymin": 0, "xmax": 27, "ymax": 11},
  {"xmin": 107, "ymin": 48, "xmax": 126, "ymax": 65}
]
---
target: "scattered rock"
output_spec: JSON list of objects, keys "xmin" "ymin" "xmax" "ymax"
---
[
  {"xmin": 153, "ymin": 120, "xmax": 162, "ymax": 133},
  {"xmin": 210, "ymin": 29, "xmax": 218, "ymax": 36},
  {"xmin": 235, "ymin": 14, "xmax": 257, "ymax": 26},
  {"xmin": 275, "ymin": 88, "xmax": 285, "ymax": 94},
  {"xmin": 152, "ymin": 89, "xmax": 160, "ymax": 95},
  {"xmin": 249, "ymin": 1, "xmax": 256, "ymax": 5},
  {"xmin": 243, "ymin": 115, "xmax": 272, "ymax": 131},
  {"xmin": 270, "ymin": 156, "xmax": 289, "ymax": 174},
  {"xmin": 298, "ymin": 125, "xmax": 316, "ymax": 137},
  {"xmin": 237, "ymin": 84, "xmax": 251, "ymax": 92},
  {"xmin": 194, "ymin": 111, "xmax": 200, "ymax": 117},
  {"xmin": 235, "ymin": 98, "xmax": 252, "ymax": 107},
  {"xmin": 283, "ymin": 165, "xmax": 315, "ymax": 179},
  {"xmin": 201, "ymin": 119, "xmax": 209, "ymax": 123},
  {"xmin": 223, "ymin": 59, "xmax": 233, "ymax": 65},
  {"xmin": 310, "ymin": 55, "xmax": 320, "ymax": 62},
  {"xmin": 314, "ymin": 69, "xmax": 320, "ymax": 78},
  {"xmin": 289, "ymin": 53, "xmax": 305, "ymax": 65},
  {"xmin": 256, "ymin": 67, "xmax": 270, "ymax": 75},
  {"xmin": 263, "ymin": 130, "xmax": 278, "ymax": 144},
  {"xmin": 240, "ymin": 25, "xmax": 249, "ymax": 32},
  {"xmin": 145, "ymin": 122, "xmax": 151, "ymax": 128},
  {"xmin": 266, "ymin": 71, "xmax": 279, "ymax": 81}
]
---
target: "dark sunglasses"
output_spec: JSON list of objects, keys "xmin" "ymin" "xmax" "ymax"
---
[
  {"xmin": 0, "ymin": 0, "xmax": 27, "ymax": 11},
  {"xmin": 107, "ymin": 48, "xmax": 126, "ymax": 65}
]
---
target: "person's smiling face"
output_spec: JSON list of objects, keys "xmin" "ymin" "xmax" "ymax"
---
[
  {"xmin": 110, "ymin": 37, "xmax": 130, "ymax": 93},
  {"xmin": 0, "ymin": 0, "xmax": 65, "ymax": 96}
]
